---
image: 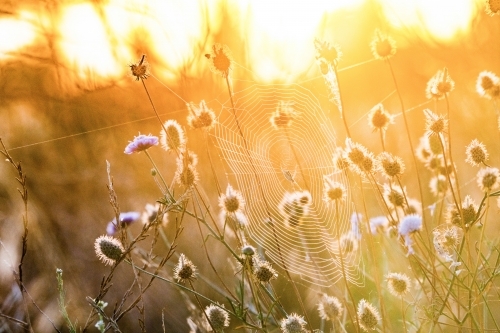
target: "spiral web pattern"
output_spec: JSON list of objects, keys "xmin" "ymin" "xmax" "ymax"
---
[{"xmin": 212, "ymin": 83, "xmax": 363, "ymax": 287}]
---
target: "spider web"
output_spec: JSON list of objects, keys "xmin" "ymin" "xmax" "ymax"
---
[{"xmin": 212, "ymin": 82, "xmax": 364, "ymax": 287}]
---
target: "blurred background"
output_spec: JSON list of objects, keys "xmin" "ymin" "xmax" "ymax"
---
[{"xmin": 0, "ymin": 0, "xmax": 499, "ymax": 331}]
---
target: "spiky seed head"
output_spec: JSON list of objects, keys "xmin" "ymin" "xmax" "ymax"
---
[
  {"xmin": 486, "ymin": 0, "xmax": 500, "ymax": 15},
  {"xmin": 173, "ymin": 254, "xmax": 197, "ymax": 283},
  {"xmin": 323, "ymin": 176, "xmax": 346, "ymax": 203},
  {"xmin": 141, "ymin": 203, "xmax": 166, "ymax": 226},
  {"xmin": 204, "ymin": 303, "xmax": 230, "ymax": 332},
  {"xmin": 207, "ymin": 44, "xmax": 232, "ymax": 78},
  {"xmin": 433, "ymin": 224, "xmax": 462, "ymax": 260},
  {"xmin": 371, "ymin": 29, "xmax": 396, "ymax": 60},
  {"xmin": 383, "ymin": 184, "xmax": 406, "ymax": 208},
  {"xmin": 94, "ymin": 235, "xmax": 125, "ymax": 266},
  {"xmin": 386, "ymin": 272, "xmax": 411, "ymax": 297},
  {"xmin": 426, "ymin": 67, "xmax": 455, "ymax": 100},
  {"xmin": 129, "ymin": 54, "xmax": 149, "ymax": 80},
  {"xmin": 424, "ymin": 109, "xmax": 447, "ymax": 136},
  {"xmin": 187, "ymin": 100, "xmax": 216, "ymax": 130},
  {"xmin": 357, "ymin": 299, "xmax": 380, "ymax": 331},
  {"xmin": 314, "ymin": 38, "xmax": 342, "ymax": 66},
  {"xmin": 219, "ymin": 184, "xmax": 245, "ymax": 214},
  {"xmin": 160, "ymin": 120, "xmax": 185, "ymax": 152},
  {"xmin": 368, "ymin": 103, "xmax": 393, "ymax": 131},
  {"xmin": 332, "ymin": 147, "xmax": 350, "ymax": 171},
  {"xmin": 175, "ymin": 154, "xmax": 199, "ymax": 187},
  {"xmin": 461, "ymin": 196, "xmax": 478, "ymax": 227},
  {"xmin": 477, "ymin": 167, "xmax": 500, "ymax": 192},
  {"xmin": 252, "ymin": 257, "xmax": 278, "ymax": 283},
  {"xmin": 377, "ymin": 152, "xmax": 405, "ymax": 178},
  {"xmin": 318, "ymin": 294, "xmax": 343, "ymax": 321},
  {"xmin": 466, "ymin": 139, "xmax": 488, "ymax": 166},
  {"xmin": 280, "ymin": 313, "xmax": 307, "ymax": 333},
  {"xmin": 476, "ymin": 71, "xmax": 500, "ymax": 98}
]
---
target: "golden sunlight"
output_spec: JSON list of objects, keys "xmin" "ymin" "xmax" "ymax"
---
[
  {"xmin": 0, "ymin": 0, "xmax": 482, "ymax": 85},
  {"xmin": 0, "ymin": 12, "xmax": 36, "ymax": 59},
  {"xmin": 378, "ymin": 0, "xmax": 480, "ymax": 40},
  {"xmin": 58, "ymin": 3, "xmax": 124, "ymax": 80},
  {"xmin": 233, "ymin": 0, "xmax": 364, "ymax": 83}
]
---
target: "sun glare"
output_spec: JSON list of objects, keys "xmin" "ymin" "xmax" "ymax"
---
[
  {"xmin": 58, "ymin": 3, "xmax": 124, "ymax": 80},
  {"xmin": 233, "ymin": 0, "xmax": 364, "ymax": 83},
  {"xmin": 0, "ymin": 13, "xmax": 36, "ymax": 59},
  {"xmin": 1, "ymin": 0, "xmax": 481, "ymax": 85},
  {"xmin": 379, "ymin": 0, "xmax": 480, "ymax": 40}
]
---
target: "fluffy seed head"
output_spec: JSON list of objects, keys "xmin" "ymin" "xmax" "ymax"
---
[
  {"xmin": 476, "ymin": 71, "xmax": 500, "ymax": 98},
  {"xmin": 424, "ymin": 109, "xmax": 447, "ymax": 136},
  {"xmin": 433, "ymin": 224, "xmax": 462, "ymax": 260},
  {"xmin": 95, "ymin": 235, "xmax": 125, "ymax": 266},
  {"xmin": 466, "ymin": 139, "xmax": 488, "ymax": 166},
  {"xmin": 129, "ymin": 54, "xmax": 149, "ymax": 80},
  {"xmin": 426, "ymin": 67, "xmax": 455, "ymax": 100},
  {"xmin": 280, "ymin": 313, "xmax": 307, "ymax": 333},
  {"xmin": 314, "ymin": 38, "xmax": 342, "ymax": 66},
  {"xmin": 173, "ymin": 254, "xmax": 197, "ymax": 283},
  {"xmin": 332, "ymin": 147, "xmax": 350, "ymax": 171},
  {"xmin": 377, "ymin": 152, "xmax": 405, "ymax": 178},
  {"xmin": 187, "ymin": 100, "xmax": 216, "ymax": 130},
  {"xmin": 318, "ymin": 294, "xmax": 343, "ymax": 321},
  {"xmin": 371, "ymin": 29, "xmax": 396, "ymax": 60},
  {"xmin": 368, "ymin": 103, "xmax": 393, "ymax": 131},
  {"xmin": 204, "ymin": 303, "xmax": 230, "ymax": 332},
  {"xmin": 323, "ymin": 176, "xmax": 346, "ymax": 203},
  {"xmin": 383, "ymin": 184, "xmax": 406, "ymax": 208},
  {"xmin": 386, "ymin": 272, "xmax": 411, "ymax": 297},
  {"xmin": 357, "ymin": 299, "xmax": 381, "ymax": 331},
  {"xmin": 252, "ymin": 257, "xmax": 278, "ymax": 283},
  {"xmin": 219, "ymin": 184, "xmax": 244, "ymax": 214},
  {"xmin": 477, "ymin": 167, "xmax": 500, "ymax": 192},
  {"xmin": 160, "ymin": 120, "xmax": 185, "ymax": 152},
  {"xmin": 207, "ymin": 44, "xmax": 232, "ymax": 78},
  {"xmin": 446, "ymin": 196, "xmax": 478, "ymax": 228}
]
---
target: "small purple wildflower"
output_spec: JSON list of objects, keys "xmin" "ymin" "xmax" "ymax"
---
[
  {"xmin": 399, "ymin": 214, "xmax": 422, "ymax": 255},
  {"xmin": 124, "ymin": 134, "xmax": 159, "ymax": 154},
  {"xmin": 106, "ymin": 211, "xmax": 140, "ymax": 235}
]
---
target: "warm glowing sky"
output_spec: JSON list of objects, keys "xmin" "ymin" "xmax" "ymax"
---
[{"xmin": 0, "ymin": 0, "xmax": 483, "ymax": 84}]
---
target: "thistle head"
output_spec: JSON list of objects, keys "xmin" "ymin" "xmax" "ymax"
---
[
  {"xmin": 371, "ymin": 29, "xmax": 397, "ymax": 60},
  {"xmin": 207, "ymin": 44, "xmax": 233, "ymax": 78},
  {"xmin": 173, "ymin": 253, "xmax": 197, "ymax": 283},
  {"xmin": 357, "ymin": 299, "xmax": 381, "ymax": 331},
  {"xmin": 386, "ymin": 272, "xmax": 412, "ymax": 297},
  {"xmin": 160, "ymin": 120, "xmax": 185, "ymax": 152},
  {"xmin": 204, "ymin": 303, "xmax": 230, "ymax": 332},
  {"xmin": 94, "ymin": 235, "xmax": 125, "ymax": 266}
]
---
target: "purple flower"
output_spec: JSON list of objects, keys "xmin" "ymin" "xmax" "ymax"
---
[
  {"xmin": 124, "ymin": 134, "xmax": 159, "ymax": 154},
  {"xmin": 106, "ymin": 211, "xmax": 140, "ymax": 235}
]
